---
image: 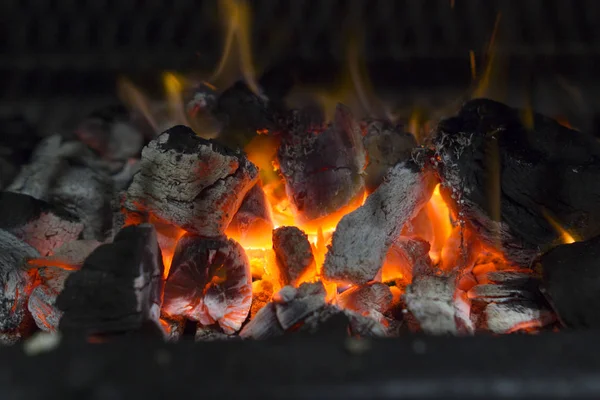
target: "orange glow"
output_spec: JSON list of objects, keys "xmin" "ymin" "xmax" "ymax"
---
[
  {"xmin": 426, "ymin": 184, "xmax": 453, "ymax": 264},
  {"xmin": 469, "ymin": 50, "xmax": 477, "ymax": 81},
  {"xmin": 543, "ymin": 211, "xmax": 578, "ymax": 244},
  {"xmin": 163, "ymin": 71, "xmax": 188, "ymax": 126},
  {"xmin": 26, "ymin": 258, "xmax": 79, "ymax": 270},
  {"xmin": 117, "ymin": 77, "xmax": 159, "ymax": 133}
]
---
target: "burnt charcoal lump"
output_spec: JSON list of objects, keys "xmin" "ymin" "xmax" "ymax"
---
[
  {"xmin": 433, "ymin": 98, "xmax": 600, "ymax": 265},
  {"xmin": 56, "ymin": 224, "xmax": 164, "ymax": 335},
  {"xmin": 540, "ymin": 234, "xmax": 600, "ymax": 328}
]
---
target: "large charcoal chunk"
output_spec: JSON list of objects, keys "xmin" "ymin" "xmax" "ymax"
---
[
  {"xmin": 125, "ymin": 125, "xmax": 258, "ymax": 236},
  {"xmin": 485, "ymin": 301, "xmax": 555, "ymax": 334},
  {"xmin": 162, "ymin": 235, "xmax": 252, "ymax": 334},
  {"xmin": 272, "ymin": 226, "xmax": 316, "ymax": 286},
  {"xmin": 540, "ymin": 235, "xmax": 600, "ymax": 328},
  {"xmin": 362, "ymin": 120, "xmax": 417, "ymax": 191},
  {"xmin": 225, "ymin": 183, "xmax": 273, "ymax": 247},
  {"xmin": 56, "ymin": 224, "xmax": 164, "ymax": 334},
  {"xmin": 277, "ymin": 104, "xmax": 367, "ymax": 222},
  {"xmin": 0, "ymin": 192, "xmax": 83, "ymax": 256},
  {"xmin": 433, "ymin": 98, "xmax": 600, "ymax": 265},
  {"xmin": 0, "ymin": 230, "xmax": 39, "ymax": 342},
  {"xmin": 324, "ymin": 163, "xmax": 436, "ymax": 284}
]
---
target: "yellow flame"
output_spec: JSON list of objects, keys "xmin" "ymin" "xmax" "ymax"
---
[
  {"xmin": 163, "ymin": 72, "xmax": 188, "ymax": 126},
  {"xmin": 473, "ymin": 13, "xmax": 502, "ymax": 99},
  {"xmin": 211, "ymin": 0, "xmax": 262, "ymax": 97},
  {"xmin": 543, "ymin": 211, "xmax": 578, "ymax": 244},
  {"xmin": 117, "ymin": 77, "xmax": 159, "ymax": 133},
  {"xmin": 469, "ymin": 50, "xmax": 477, "ymax": 81}
]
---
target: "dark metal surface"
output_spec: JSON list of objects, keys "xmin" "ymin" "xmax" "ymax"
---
[{"xmin": 2, "ymin": 331, "xmax": 600, "ymax": 399}]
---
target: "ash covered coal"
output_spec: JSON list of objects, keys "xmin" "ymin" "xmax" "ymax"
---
[
  {"xmin": 162, "ymin": 234, "xmax": 252, "ymax": 334},
  {"xmin": 272, "ymin": 226, "xmax": 316, "ymax": 287},
  {"xmin": 432, "ymin": 98, "xmax": 600, "ymax": 265}
]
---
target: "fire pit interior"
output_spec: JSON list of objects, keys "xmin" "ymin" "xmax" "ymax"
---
[{"xmin": 3, "ymin": 2, "xmax": 600, "ymax": 395}]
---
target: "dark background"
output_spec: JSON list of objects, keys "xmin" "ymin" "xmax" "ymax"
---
[{"xmin": 1, "ymin": 0, "xmax": 599, "ymax": 133}]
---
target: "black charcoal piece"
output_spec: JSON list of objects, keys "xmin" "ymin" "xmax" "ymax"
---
[
  {"xmin": 56, "ymin": 224, "xmax": 164, "ymax": 335},
  {"xmin": 404, "ymin": 274, "xmax": 473, "ymax": 335},
  {"xmin": 484, "ymin": 301, "xmax": 556, "ymax": 334},
  {"xmin": 540, "ymin": 235, "xmax": 600, "ymax": 328},
  {"xmin": 125, "ymin": 125, "xmax": 258, "ymax": 236},
  {"xmin": 433, "ymin": 98, "xmax": 600, "ymax": 265},
  {"xmin": 226, "ymin": 183, "xmax": 273, "ymax": 247},
  {"xmin": 276, "ymin": 104, "xmax": 367, "ymax": 222},
  {"xmin": 76, "ymin": 105, "xmax": 144, "ymax": 161},
  {"xmin": 324, "ymin": 162, "xmax": 436, "ymax": 285},
  {"xmin": 362, "ymin": 119, "xmax": 417, "ymax": 191},
  {"xmin": 162, "ymin": 234, "xmax": 252, "ymax": 334},
  {"xmin": 272, "ymin": 226, "xmax": 316, "ymax": 287},
  {"xmin": 0, "ymin": 192, "xmax": 83, "ymax": 256},
  {"xmin": 0, "ymin": 229, "xmax": 39, "ymax": 343}
]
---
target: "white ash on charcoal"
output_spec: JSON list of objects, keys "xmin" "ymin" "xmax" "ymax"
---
[
  {"xmin": 28, "ymin": 267, "xmax": 71, "ymax": 333},
  {"xmin": 240, "ymin": 282, "xmax": 327, "ymax": 340},
  {"xmin": 56, "ymin": 224, "xmax": 164, "ymax": 335},
  {"xmin": 124, "ymin": 125, "xmax": 258, "ymax": 236},
  {"xmin": 324, "ymin": 162, "xmax": 436, "ymax": 285},
  {"xmin": 404, "ymin": 274, "xmax": 474, "ymax": 335},
  {"xmin": 0, "ymin": 192, "xmax": 83, "ymax": 256},
  {"xmin": 362, "ymin": 119, "xmax": 417, "ymax": 191},
  {"xmin": 159, "ymin": 317, "xmax": 185, "ymax": 342},
  {"xmin": 298, "ymin": 305, "xmax": 396, "ymax": 338},
  {"xmin": 276, "ymin": 104, "xmax": 367, "ymax": 222},
  {"xmin": 336, "ymin": 282, "xmax": 393, "ymax": 320},
  {"xmin": 467, "ymin": 278, "xmax": 544, "ymax": 304},
  {"xmin": 540, "ymin": 234, "xmax": 600, "ymax": 328},
  {"xmin": 162, "ymin": 234, "xmax": 252, "ymax": 334},
  {"xmin": 75, "ymin": 105, "xmax": 144, "ymax": 162},
  {"xmin": 0, "ymin": 229, "xmax": 39, "ymax": 344},
  {"xmin": 7, "ymin": 135, "xmax": 86, "ymax": 199},
  {"xmin": 431, "ymin": 98, "xmax": 600, "ymax": 265},
  {"xmin": 484, "ymin": 301, "xmax": 556, "ymax": 334},
  {"xmin": 225, "ymin": 183, "xmax": 273, "ymax": 247},
  {"xmin": 272, "ymin": 226, "xmax": 316, "ymax": 287},
  {"xmin": 195, "ymin": 325, "xmax": 236, "ymax": 342}
]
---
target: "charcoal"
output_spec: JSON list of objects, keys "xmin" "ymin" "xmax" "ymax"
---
[
  {"xmin": 273, "ymin": 282, "xmax": 327, "ymax": 330},
  {"xmin": 404, "ymin": 275, "xmax": 474, "ymax": 335},
  {"xmin": 299, "ymin": 305, "xmax": 393, "ymax": 338},
  {"xmin": 324, "ymin": 163, "xmax": 436, "ymax": 285},
  {"xmin": 277, "ymin": 104, "xmax": 367, "ymax": 222},
  {"xmin": 484, "ymin": 301, "xmax": 556, "ymax": 334},
  {"xmin": 384, "ymin": 237, "xmax": 433, "ymax": 283},
  {"xmin": 0, "ymin": 192, "xmax": 83, "ymax": 256},
  {"xmin": 7, "ymin": 135, "xmax": 86, "ymax": 199},
  {"xmin": 27, "ymin": 239, "xmax": 102, "ymax": 269},
  {"xmin": 49, "ymin": 165, "xmax": 114, "ymax": 241},
  {"xmin": 28, "ymin": 266, "xmax": 74, "ymax": 333},
  {"xmin": 162, "ymin": 234, "xmax": 252, "ymax": 334},
  {"xmin": 467, "ymin": 283, "xmax": 540, "ymax": 303},
  {"xmin": 337, "ymin": 282, "xmax": 393, "ymax": 316},
  {"xmin": 195, "ymin": 325, "xmax": 233, "ymax": 342},
  {"xmin": 213, "ymin": 81, "xmax": 282, "ymax": 149},
  {"xmin": 272, "ymin": 226, "xmax": 316, "ymax": 287},
  {"xmin": 225, "ymin": 183, "xmax": 273, "ymax": 247},
  {"xmin": 56, "ymin": 224, "xmax": 164, "ymax": 334},
  {"xmin": 159, "ymin": 317, "xmax": 185, "ymax": 342},
  {"xmin": 75, "ymin": 105, "xmax": 144, "ymax": 161},
  {"xmin": 0, "ymin": 229, "xmax": 39, "ymax": 343},
  {"xmin": 362, "ymin": 119, "xmax": 417, "ymax": 191},
  {"xmin": 124, "ymin": 125, "xmax": 258, "ymax": 236},
  {"xmin": 540, "ymin": 234, "xmax": 600, "ymax": 328},
  {"xmin": 250, "ymin": 279, "xmax": 274, "ymax": 319},
  {"xmin": 432, "ymin": 98, "xmax": 600, "ymax": 265},
  {"xmin": 239, "ymin": 303, "xmax": 284, "ymax": 340},
  {"xmin": 482, "ymin": 271, "xmax": 534, "ymax": 285}
]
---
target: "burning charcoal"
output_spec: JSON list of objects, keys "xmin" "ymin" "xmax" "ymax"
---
[
  {"xmin": 362, "ymin": 120, "xmax": 417, "ymax": 191},
  {"xmin": 540, "ymin": 235, "xmax": 600, "ymax": 328},
  {"xmin": 159, "ymin": 317, "xmax": 185, "ymax": 342},
  {"xmin": 7, "ymin": 135, "xmax": 86, "ymax": 199},
  {"xmin": 28, "ymin": 266, "xmax": 72, "ymax": 332},
  {"xmin": 337, "ymin": 282, "xmax": 393, "ymax": 316},
  {"xmin": 467, "ymin": 283, "xmax": 540, "ymax": 303},
  {"xmin": 273, "ymin": 282, "xmax": 327, "ymax": 330},
  {"xmin": 299, "ymin": 305, "xmax": 394, "ymax": 338},
  {"xmin": 432, "ymin": 98, "xmax": 600, "ymax": 265},
  {"xmin": 484, "ymin": 301, "xmax": 556, "ymax": 334},
  {"xmin": 124, "ymin": 125, "xmax": 258, "ymax": 236},
  {"xmin": 56, "ymin": 224, "xmax": 164, "ymax": 334},
  {"xmin": 195, "ymin": 325, "xmax": 233, "ymax": 342},
  {"xmin": 239, "ymin": 303, "xmax": 283, "ymax": 340},
  {"xmin": 404, "ymin": 275, "xmax": 474, "ymax": 335},
  {"xmin": 225, "ymin": 183, "xmax": 274, "ymax": 247},
  {"xmin": 324, "ymin": 162, "xmax": 436, "ymax": 285},
  {"xmin": 272, "ymin": 226, "xmax": 316, "ymax": 287},
  {"xmin": 162, "ymin": 234, "xmax": 252, "ymax": 334},
  {"xmin": 0, "ymin": 192, "xmax": 83, "ymax": 256},
  {"xmin": 277, "ymin": 104, "xmax": 367, "ymax": 222},
  {"xmin": 250, "ymin": 279, "xmax": 274, "ymax": 319},
  {"xmin": 27, "ymin": 239, "xmax": 102, "ymax": 269},
  {"xmin": 49, "ymin": 165, "xmax": 114, "ymax": 241},
  {"xmin": 481, "ymin": 271, "xmax": 534, "ymax": 285},
  {"xmin": 0, "ymin": 229, "xmax": 39, "ymax": 343},
  {"xmin": 75, "ymin": 105, "xmax": 144, "ymax": 161},
  {"xmin": 383, "ymin": 237, "xmax": 432, "ymax": 283}
]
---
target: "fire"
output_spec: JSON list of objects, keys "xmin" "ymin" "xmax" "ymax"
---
[{"xmin": 543, "ymin": 211, "xmax": 578, "ymax": 244}]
